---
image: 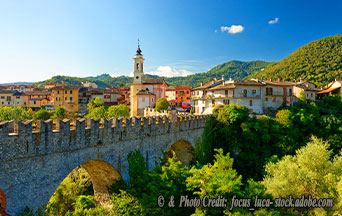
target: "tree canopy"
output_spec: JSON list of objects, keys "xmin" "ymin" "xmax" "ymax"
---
[{"xmin": 155, "ymin": 98, "xmax": 170, "ymax": 112}]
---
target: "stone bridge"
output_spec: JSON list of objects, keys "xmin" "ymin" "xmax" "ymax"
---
[{"xmin": 0, "ymin": 115, "xmax": 209, "ymax": 215}]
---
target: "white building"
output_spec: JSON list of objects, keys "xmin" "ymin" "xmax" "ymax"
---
[{"xmin": 191, "ymin": 77, "xmax": 318, "ymax": 115}]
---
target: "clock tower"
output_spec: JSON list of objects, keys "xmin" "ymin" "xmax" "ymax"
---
[{"xmin": 133, "ymin": 41, "xmax": 144, "ymax": 84}]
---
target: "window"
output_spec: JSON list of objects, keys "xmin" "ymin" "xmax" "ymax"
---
[
  {"xmin": 311, "ymin": 93, "xmax": 313, "ymax": 97},
  {"xmin": 152, "ymin": 98, "xmax": 153, "ymax": 102},
  {"xmin": 16, "ymin": 96, "xmax": 20, "ymax": 99},
  {"xmin": 70, "ymin": 97, "xmax": 73, "ymax": 101},
  {"xmin": 65, "ymin": 90, "xmax": 67, "ymax": 94},
  {"xmin": 1, "ymin": 96, "xmax": 4, "ymax": 99},
  {"xmin": 223, "ymin": 99, "xmax": 229, "ymax": 105},
  {"xmin": 252, "ymin": 90, "xmax": 256, "ymax": 94},
  {"xmin": 6, "ymin": 96, "xmax": 11, "ymax": 101},
  {"xmin": 212, "ymin": 100, "xmax": 215, "ymax": 105},
  {"xmin": 187, "ymin": 91, "xmax": 189, "ymax": 94},
  {"xmin": 176, "ymin": 91, "xmax": 178, "ymax": 94},
  {"xmin": 272, "ymin": 97, "xmax": 276, "ymax": 102},
  {"xmin": 70, "ymin": 90, "xmax": 72, "ymax": 94},
  {"xmin": 266, "ymin": 97, "xmax": 268, "ymax": 102},
  {"xmin": 225, "ymin": 90, "xmax": 228, "ymax": 96},
  {"xmin": 289, "ymin": 89, "xmax": 293, "ymax": 96},
  {"xmin": 243, "ymin": 89, "xmax": 247, "ymax": 97},
  {"xmin": 65, "ymin": 97, "xmax": 67, "ymax": 100},
  {"xmin": 266, "ymin": 87, "xmax": 273, "ymax": 96},
  {"xmin": 250, "ymin": 100, "xmax": 253, "ymax": 106},
  {"xmin": 57, "ymin": 90, "xmax": 60, "ymax": 94},
  {"xmin": 142, "ymin": 98, "xmax": 145, "ymax": 102},
  {"xmin": 34, "ymin": 101, "xmax": 36, "ymax": 105}
]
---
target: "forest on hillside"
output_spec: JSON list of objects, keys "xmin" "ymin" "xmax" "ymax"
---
[
  {"xmin": 250, "ymin": 35, "xmax": 342, "ymax": 87},
  {"xmin": 33, "ymin": 60, "xmax": 270, "ymax": 88}
]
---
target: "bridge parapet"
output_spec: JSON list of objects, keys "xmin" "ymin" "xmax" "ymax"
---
[{"xmin": 0, "ymin": 115, "xmax": 210, "ymax": 162}]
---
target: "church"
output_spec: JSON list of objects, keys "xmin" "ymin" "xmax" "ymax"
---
[{"xmin": 130, "ymin": 43, "xmax": 168, "ymax": 116}]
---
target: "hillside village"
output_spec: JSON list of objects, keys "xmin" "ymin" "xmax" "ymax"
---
[
  {"xmin": 0, "ymin": 48, "xmax": 341, "ymax": 118},
  {"xmin": 0, "ymin": 43, "xmax": 340, "ymax": 117}
]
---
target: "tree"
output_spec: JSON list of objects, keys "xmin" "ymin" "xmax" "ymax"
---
[
  {"xmin": 52, "ymin": 107, "xmax": 66, "ymax": 120},
  {"xmin": 107, "ymin": 104, "xmax": 130, "ymax": 118},
  {"xmin": 186, "ymin": 149, "xmax": 242, "ymax": 215},
  {"xmin": 35, "ymin": 108, "xmax": 51, "ymax": 120},
  {"xmin": 155, "ymin": 98, "xmax": 170, "ymax": 112},
  {"xmin": 85, "ymin": 106, "xmax": 107, "ymax": 119},
  {"xmin": 0, "ymin": 106, "xmax": 30, "ymax": 121},
  {"xmin": 275, "ymin": 109, "xmax": 292, "ymax": 127},
  {"xmin": 262, "ymin": 136, "xmax": 342, "ymax": 215},
  {"xmin": 87, "ymin": 97, "xmax": 104, "ymax": 111}
]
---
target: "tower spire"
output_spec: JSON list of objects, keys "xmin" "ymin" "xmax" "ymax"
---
[{"xmin": 136, "ymin": 39, "xmax": 142, "ymax": 55}]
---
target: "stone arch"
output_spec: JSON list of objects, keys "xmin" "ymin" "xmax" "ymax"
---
[
  {"xmin": 164, "ymin": 139, "xmax": 194, "ymax": 166},
  {"xmin": 80, "ymin": 160, "xmax": 122, "ymax": 209},
  {"xmin": 0, "ymin": 188, "xmax": 6, "ymax": 213},
  {"xmin": 48, "ymin": 160, "xmax": 122, "ymax": 210}
]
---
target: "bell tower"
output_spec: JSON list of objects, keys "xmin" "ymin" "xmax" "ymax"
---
[{"xmin": 133, "ymin": 40, "xmax": 144, "ymax": 84}]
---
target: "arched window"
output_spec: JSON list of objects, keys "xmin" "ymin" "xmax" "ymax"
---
[{"xmin": 136, "ymin": 63, "xmax": 139, "ymax": 70}]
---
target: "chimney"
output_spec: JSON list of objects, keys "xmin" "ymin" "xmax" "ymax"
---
[
  {"xmin": 222, "ymin": 75, "xmax": 225, "ymax": 81},
  {"xmin": 229, "ymin": 77, "xmax": 232, "ymax": 81},
  {"xmin": 270, "ymin": 78, "xmax": 273, "ymax": 81},
  {"xmin": 277, "ymin": 78, "xmax": 281, "ymax": 82},
  {"xmin": 335, "ymin": 78, "xmax": 337, "ymax": 82},
  {"xmin": 200, "ymin": 81, "xmax": 203, "ymax": 87},
  {"xmin": 212, "ymin": 80, "xmax": 215, "ymax": 84},
  {"xmin": 214, "ymin": 77, "xmax": 217, "ymax": 81},
  {"xmin": 300, "ymin": 77, "xmax": 304, "ymax": 83},
  {"xmin": 223, "ymin": 81, "xmax": 226, "ymax": 86}
]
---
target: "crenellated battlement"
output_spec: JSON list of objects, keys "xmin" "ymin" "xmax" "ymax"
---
[{"xmin": 0, "ymin": 115, "xmax": 210, "ymax": 161}]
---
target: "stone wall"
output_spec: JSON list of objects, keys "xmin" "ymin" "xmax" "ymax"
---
[
  {"xmin": 143, "ymin": 107, "xmax": 169, "ymax": 117},
  {"xmin": 0, "ymin": 115, "xmax": 209, "ymax": 215}
]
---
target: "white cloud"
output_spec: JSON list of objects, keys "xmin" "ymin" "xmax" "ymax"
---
[
  {"xmin": 268, "ymin": 17, "xmax": 279, "ymax": 24},
  {"xmin": 147, "ymin": 65, "xmax": 193, "ymax": 77},
  {"xmin": 220, "ymin": 25, "xmax": 244, "ymax": 34}
]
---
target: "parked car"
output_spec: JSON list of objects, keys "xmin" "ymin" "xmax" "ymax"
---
[{"xmin": 182, "ymin": 102, "xmax": 192, "ymax": 109}]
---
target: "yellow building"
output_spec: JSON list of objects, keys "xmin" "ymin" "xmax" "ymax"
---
[
  {"xmin": 52, "ymin": 85, "xmax": 81, "ymax": 113},
  {"xmin": 23, "ymin": 91, "xmax": 53, "ymax": 111}
]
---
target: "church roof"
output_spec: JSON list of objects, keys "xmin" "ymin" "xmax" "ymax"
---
[
  {"xmin": 142, "ymin": 78, "xmax": 167, "ymax": 85},
  {"xmin": 136, "ymin": 89, "xmax": 156, "ymax": 96}
]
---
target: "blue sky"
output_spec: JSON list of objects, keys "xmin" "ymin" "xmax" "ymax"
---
[{"xmin": 0, "ymin": 0, "xmax": 341, "ymax": 83}]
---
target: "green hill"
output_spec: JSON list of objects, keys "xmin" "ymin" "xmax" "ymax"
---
[
  {"xmin": 33, "ymin": 60, "xmax": 271, "ymax": 88},
  {"xmin": 164, "ymin": 60, "xmax": 270, "ymax": 86},
  {"xmin": 249, "ymin": 35, "xmax": 342, "ymax": 87}
]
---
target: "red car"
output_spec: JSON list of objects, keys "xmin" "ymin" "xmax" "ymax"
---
[{"xmin": 182, "ymin": 102, "xmax": 192, "ymax": 109}]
